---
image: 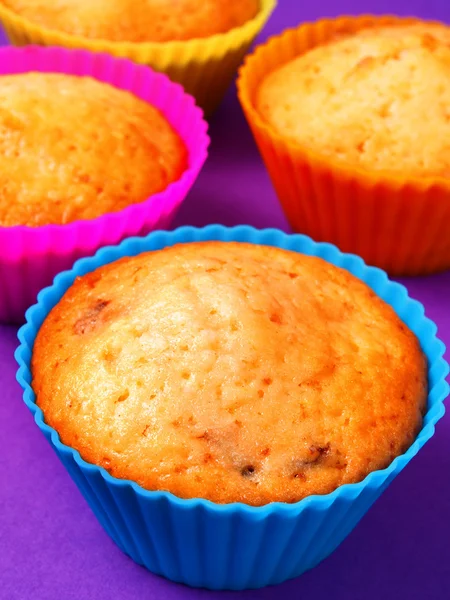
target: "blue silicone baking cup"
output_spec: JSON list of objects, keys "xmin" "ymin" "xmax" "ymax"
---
[{"xmin": 16, "ymin": 225, "xmax": 449, "ymax": 590}]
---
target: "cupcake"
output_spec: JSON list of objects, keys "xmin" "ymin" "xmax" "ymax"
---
[
  {"xmin": 0, "ymin": 0, "xmax": 259, "ymax": 42},
  {"xmin": 32, "ymin": 241, "xmax": 427, "ymax": 505},
  {"xmin": 0, "ymin": 72, "xmax": 187, "ymax": 226},
  {"xmin": 238, "ymin": 16, "xmax": 450, "ymax": 275},
  {"xmin": 17, "ymin": 226, "xmax": 448, "ymax": 590},
  {"xmin": 0, "ymin": 0, "xmax": 277, "ymax": 115},
  {"xmin": 0, "ymin": 46, "xmax": 209, "ymax": 323}
]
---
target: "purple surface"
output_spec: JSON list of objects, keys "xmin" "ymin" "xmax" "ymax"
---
[{"xmin": 1, "ymin": 1, "xmax": 449, "ymax": 598}]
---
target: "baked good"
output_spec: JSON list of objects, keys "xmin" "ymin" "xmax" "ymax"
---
[
  {"xmin": 256, "ymin": 22, "xmax": 450, "ymax": 178},
  {"xmin": 0, "ymin": 0, "xmax": 259, "ymax": 42},
  {"xmin": 0, "ymin": 72, "xmax": 187, "ymax": 226},
  {"xmin": 32, "ymin": 241, "xmax": 427, "ymax": 506}
]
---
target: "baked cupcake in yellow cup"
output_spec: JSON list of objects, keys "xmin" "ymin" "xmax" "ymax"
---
[
  {"xmin": 237, "ymin": 15, "xmax": 450, "ymax": 275},
  {"xmin": 0, "ymin": 0, "xmax": 276, "ymax": 115}
]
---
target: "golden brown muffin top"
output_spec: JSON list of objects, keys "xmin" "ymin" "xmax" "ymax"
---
[
  {"xmin": 256, "ymin": 23, "xmax": 450, "ymax": 178},
  {"xmin": 32, "ymin": 242, "xmax": 427, "ymax": 506},
  {"xmin": 0, "ymin": 73, "xmax": 187, "ymax": 227},
  {"xmin": 1, "ymin": 0, "xmax": 259, "ymax": 42}
]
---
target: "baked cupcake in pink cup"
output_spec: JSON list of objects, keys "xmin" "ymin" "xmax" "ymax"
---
[{"xmin": 0, "ymin": 45, "xmax": 209, "ymax": 323}]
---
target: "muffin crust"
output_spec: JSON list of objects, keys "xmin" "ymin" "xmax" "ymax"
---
[
  {"xmin": 256, "ymin": 23, "xmax": 450, "ymax": 178},
  {"xmin": 1, "ymin": 0, "xmax": 259, "ymax": 42},
  {"xmin": 0, "ymin": 73, "xmax": 187, "ymax": 226},
  {"xmin": 32, "ymin": 242, "xmax": 427, "ymax": 506}
]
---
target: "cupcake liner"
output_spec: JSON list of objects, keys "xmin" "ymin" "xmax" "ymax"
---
[
  {"xmin": 0, "ymin": 1, "xmax": 276, "ymax": 116},
  {"xmin": 0, "ymin": 46, "xmax": 209, "ymax": 323},
  {"xmin": 237, "ymin": 15, "xmax": 450, "ymax": 276},
  {"xmin": 16, "ymin": 225, "xmax": 449, "ymax": 590}
]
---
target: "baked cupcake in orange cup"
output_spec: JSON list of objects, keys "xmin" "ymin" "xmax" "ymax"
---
[
  {"xmin": 237, "ymin": 15, "xmax": 450, "ymax": 275},
  {"xmin": 0, "ymin": 0, "xmax": 276, "ymax": 115}
]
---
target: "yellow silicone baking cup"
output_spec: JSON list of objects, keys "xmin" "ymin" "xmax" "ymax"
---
[
  {"xmin": 0, "ymin": 0, "xmax": 276, "ymax": 116},
  {"xmin": 237, "ymin": 14, "xmax": 450, "ymax": 276}
]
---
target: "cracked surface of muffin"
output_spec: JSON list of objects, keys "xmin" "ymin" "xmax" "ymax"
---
[
  {"xmin": 0, "ymin": 0, "xmax": 259, "ymax": 42},
  {"xmin": 32, "ymin": 241, "xmax": 427, "ymax": 506},
  {"xmin": 0, "ymin": 72, "xmax": 187, "ymax": 227},
  {"xmin": 256, "ymin": 22, "xmax": 450, "ymax": 178}
]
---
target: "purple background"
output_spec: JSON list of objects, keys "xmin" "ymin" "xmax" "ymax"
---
[{"xmin": 1, "ymin": 1, "xmax": 450, "ymax": 598}]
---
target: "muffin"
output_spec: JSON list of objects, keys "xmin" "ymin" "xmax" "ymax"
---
[
  {"xmin": 32, "ymin": 241, "xmax": 427, "ymax": 506},
  {"xmin": 0, "ymin": 0, "xmax": 259, "ymax": 42},
  {"xmin": 256, "ymin": 23, "xmax": 450, "ymax": 179},
  {"xmin": 0, "ymin": 46, "xmax": 209, "ymax": 324},
  {"xmin": 21, "ymin": 227, "xmax": 447, "ymax": 588},
  {"xmin": 0, "ymin": 72, "xmax": 187, "ymax": 227},
  {"xmin": 238, "ymin": 16, "xmax": 450, "ymax": 275},
  {"xmin": 0, "ymin": 0, "xmax": 276, "ymax": 115}
]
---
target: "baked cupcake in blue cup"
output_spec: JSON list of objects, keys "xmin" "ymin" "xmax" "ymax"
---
[{"xmin": 16, "ymin": 225, "xmax": 448, "ymax": 590}]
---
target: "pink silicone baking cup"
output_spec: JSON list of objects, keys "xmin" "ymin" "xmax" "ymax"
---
[{"xmin": 0, "ymin": 46, "xmax": 209, "ymax": 323}]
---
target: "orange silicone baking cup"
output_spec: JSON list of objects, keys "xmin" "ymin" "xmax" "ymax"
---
[
  {"xmin": 237, "ymin": 14, "xmax": 450, "ymax": 276},
  {"xmin": 0, "ymin": 0, "xmax": 276, "ymax": 116}
]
